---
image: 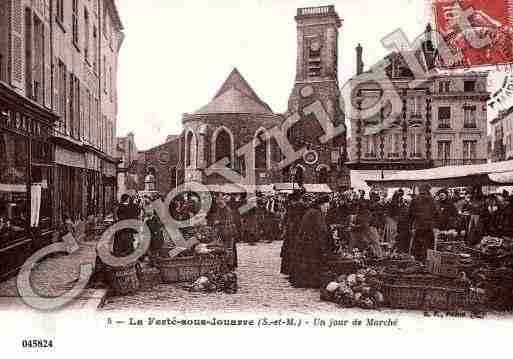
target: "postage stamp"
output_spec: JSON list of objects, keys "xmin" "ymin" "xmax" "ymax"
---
[{"xmin": 433, "ymin": 0, "xmax": 513, "ymax": 68}]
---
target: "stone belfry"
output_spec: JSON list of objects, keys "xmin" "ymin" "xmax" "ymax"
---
[{"xmin": 286, "ymin": 5, "xmax": 347, "ymax": 188}]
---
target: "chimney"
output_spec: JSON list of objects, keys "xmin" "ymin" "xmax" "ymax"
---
[{"xmin": 356, "ymin": 43, "xmax": 364, "ymax": 75}]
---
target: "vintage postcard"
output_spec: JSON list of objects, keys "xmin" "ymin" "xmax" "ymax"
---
[{"xmin": 1, "ymin": 0, "xmax": 513, "ymax": 356}]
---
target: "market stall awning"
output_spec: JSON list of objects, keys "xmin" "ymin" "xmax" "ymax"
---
[
  {"xmin": 272, "ymin": 183, "xmax": 333, "ymax": 193},
  {"xmin": 365, "ymin": 160, "xmax": 513, "ymax": 188},
  {"xmin": 489, "ymin": 171, "xmax": 513, "ymax": 185}
]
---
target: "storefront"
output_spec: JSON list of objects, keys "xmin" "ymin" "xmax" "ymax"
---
[{"xmin": 0, "ymin": 83, "xmax": 58, "ymax": 279}]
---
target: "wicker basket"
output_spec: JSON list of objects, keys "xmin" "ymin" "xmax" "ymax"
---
[
  {"xmin": 366, "ymin": 258, "xmax": 417, "ymax": 268},
  {"xmin": 327, "ymin": 259, "xmax": 361, "ymax": 275},
  {"xmin": 375, "ymin": 274, "xmax": 471, "ymax": 310},
  {"xmin": 106, "ymin": 264, "xmax": 140, "ymax": 296},
  {"xmin": 155, "ymin": 254, "xmax": 224, "ymax": 283}
]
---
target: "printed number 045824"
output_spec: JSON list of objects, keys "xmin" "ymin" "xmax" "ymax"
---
[{"xmin": 22, "ymin": 339, "xmax": 53, "ymax": 348}]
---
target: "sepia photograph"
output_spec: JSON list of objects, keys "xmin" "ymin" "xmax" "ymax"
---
[{"xmin": 1, "ymin": 0, "xmax": 513, "ymax": 356}]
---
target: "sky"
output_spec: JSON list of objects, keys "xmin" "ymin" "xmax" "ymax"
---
[{"xmin": 115, "ymin": 0, "xmax": 431, "ymax": 150}]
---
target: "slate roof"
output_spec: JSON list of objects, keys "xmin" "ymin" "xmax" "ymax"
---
[{"xmin": 194, "ymin": 68, "xmax": 273, "ymax": 115}]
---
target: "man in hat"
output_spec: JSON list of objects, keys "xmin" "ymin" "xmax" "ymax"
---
[
  {"xmin": 408, "ymin": 184, "xmax": 440, "ymax": 262},
  {"xmin": 280, "ymin": 190, "xmax": 307, "ymax": 275},
  {"xmin": 289, "ymin": 194, "xmax": 333, "ymax": 288}
]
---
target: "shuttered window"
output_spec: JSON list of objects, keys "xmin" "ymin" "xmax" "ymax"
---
[{"xmin": 72, "ymin": 0, "xmax": 79, "ymax": 47}]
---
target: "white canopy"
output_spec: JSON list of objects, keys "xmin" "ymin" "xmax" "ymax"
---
[
  {"xmin": 489, "ymin": 171, "xmax": 513, "ymax": 184},
  {"xmin": 272, "ymin": 183, "xmax": 333, "ymax": 193},
  {"xmin": 366, "ymin": 160, "xmax": 513, "ymax": 188}
]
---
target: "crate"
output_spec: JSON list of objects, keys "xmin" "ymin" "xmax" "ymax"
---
[
  {"xmin": 426, "ymin": 249, "xmax": 460, "ymax": 278},
  {"xmin": 155, "ymin": 254, "xmax": 224, "ymax": 283},
  {"xmin": 106, "ymin": 263, "xmax": 140, "ymax": 296},
  {"xmin": 375, "ymin": 274, "xmax": 471, "ymax": 310},
  {"xmin": 137, "ymin": 266, "xmax": 162, "ymax": 290}
]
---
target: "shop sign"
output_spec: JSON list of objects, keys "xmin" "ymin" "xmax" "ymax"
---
[
  {"xmin": 55, "ymin": 147, "xmax": 86, "ymax": 168},
  {"xmin": 103, "ymin": 161, "xmax": 117, "ymax": 177}
]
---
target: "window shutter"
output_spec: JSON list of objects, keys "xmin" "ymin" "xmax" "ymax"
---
[
  {"xmin": 53, "ymin": 57, "xmax": 59, "ymax": 115},
  {"xmin": 67, "ymin": 71, "xmax": 72, "ymax": 136},
  {"xmin": 44, "ymin": 24, "xmax": 51, "ymax": 108},
  {"xmin": 9, "ymin": 0, "xmax": 24, "ymax": 89}
]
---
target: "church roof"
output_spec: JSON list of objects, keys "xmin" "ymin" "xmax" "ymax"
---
[{"xmin": 194, "ymin": 68, "xmax": 273, "ymax": 115}]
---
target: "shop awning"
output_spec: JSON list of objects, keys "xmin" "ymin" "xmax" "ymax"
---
[{"xmin": 366, "ymin": 160, "xmax": 513, "ymax": 188}]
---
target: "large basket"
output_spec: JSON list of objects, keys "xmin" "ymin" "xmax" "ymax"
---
[
  {"xmin": 106, "ymin": 263, "xmax": 140, "ymax": 296},
  {"xmin": 327, "ymin": 259, "xmax": 361, "ymax": 275},
  {"xmin": 155, "ymin": 254, "xmax": 224, "ymax": 283},
  {"xmin": 366, "ymin": 258, "xmax": 417, "ymax": 268},
  {"xmin": 374, "ymin": 274, "xmax": 471, "ymax": 310}
]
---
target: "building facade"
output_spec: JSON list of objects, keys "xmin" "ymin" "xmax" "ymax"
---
[
  {"xmin": 51, "ymin": 0, "xmax": 123, "ymax": 220},
  {"xmin": 490, "ymin": 107, "xmax": 513, "ymax": 162},
  {"xmin": 0, "ymin": 0, "xmax": 123, "ymax": 277},
  {"xmin": 346, "ymin": 25, "xmax": 489, "ymax": 182},
  {"xmin": 136, "ymin": 135, "xmax": 182, "ymax": 196}
]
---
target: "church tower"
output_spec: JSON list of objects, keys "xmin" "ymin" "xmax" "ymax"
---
[{"xmin": 286, "ymin": 6, "xmax": 348, "ymax": 189}]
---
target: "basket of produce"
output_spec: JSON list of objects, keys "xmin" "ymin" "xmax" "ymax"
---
[
  {"xmin": 321, "ymin": 268, "xmax": 385, "ymax": 309},
  {"xmin": 180, "ymin": 225, "xmax": 219, "ymax": 244},
  {"xmin": 154, "ymin": 241, "xmax": 228, "ymax": 283},
  {"xmin": 436, "ymin": 241, "xmax": 467, "ymax": 253},
  {"xmin": 105, "ymin": 263, "xmax": 140, "ymax": 296}
]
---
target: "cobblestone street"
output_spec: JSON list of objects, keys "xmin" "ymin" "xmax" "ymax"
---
[{"xmin": 102, "ymin": 241, "xmax": 337, "ymax": 313}]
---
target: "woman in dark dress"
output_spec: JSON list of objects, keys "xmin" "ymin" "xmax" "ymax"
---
[
  {"xmin": 112, "ymin": 194, "xmax": 140, "ymax": 257},
  {"xmin": 208, "ymin": 193, "xmax": 238, "ymax": 270},
  {"xmin": 280, "ymin": 191, "xmax": 306, "ymax": 275},
  {"xmin": 289, "ymin": 195, "xmax": 333, "ymax": 288}
]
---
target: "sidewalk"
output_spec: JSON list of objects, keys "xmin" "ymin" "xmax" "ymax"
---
[{"xmin": 0, "ymin": 241, "xmax": 108, "ymax": 311}]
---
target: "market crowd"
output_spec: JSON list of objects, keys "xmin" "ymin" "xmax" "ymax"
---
[
  {"xmin": 95, "ymin": 185, "xmax": 513, "ymax": 291},
  {"xmin": 279, "ymin": 185, "xmax": 513, "ymax": 289}
]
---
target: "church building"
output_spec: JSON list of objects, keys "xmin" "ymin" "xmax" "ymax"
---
[{"xmin": 179, "ymin": 5, "xmax": 349, "ymax": 190}]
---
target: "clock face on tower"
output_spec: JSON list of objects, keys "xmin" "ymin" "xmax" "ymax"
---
[{"xmin": 310, "ymin": 41, "xmax": 321, "ymax": 52}]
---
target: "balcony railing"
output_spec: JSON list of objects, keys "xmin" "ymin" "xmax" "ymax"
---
[
  {"xmin": 298, "ymin": 5, "xmax": 334, "ymax": 16},
  {"xmin": 432, "ymin": 158, "xmax": 487, "ymax": 167},
  {"xmin": 438, "ymin": 123, "xmax": 451, "ymax": 129}
]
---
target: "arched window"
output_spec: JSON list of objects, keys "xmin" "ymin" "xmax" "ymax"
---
[
  {"xmin": 254, "ymin": 128, "xmax": 269, "ymax": 169},
  {"xmin": 293, "ymin": 165, "xmax": 304, "ymax": 186},
  {"xmin": 212, "ymin": 127, "xmax": 233, "ymax": 167},
  {"xmin": 317, "ymin": 165, "xmax": 329, "ymax": 184},
  {"xmin": 185, "ymin": 130, "xmax": 196, "ymax": 168},
  {"xmin": 170, "ymin": 167, "xmax": 177, "ymax": 188}
]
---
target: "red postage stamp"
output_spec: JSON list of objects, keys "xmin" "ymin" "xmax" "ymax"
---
[{"xmin": 433, "ymin": 0, "xmax": 513, "ymax": 68}]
